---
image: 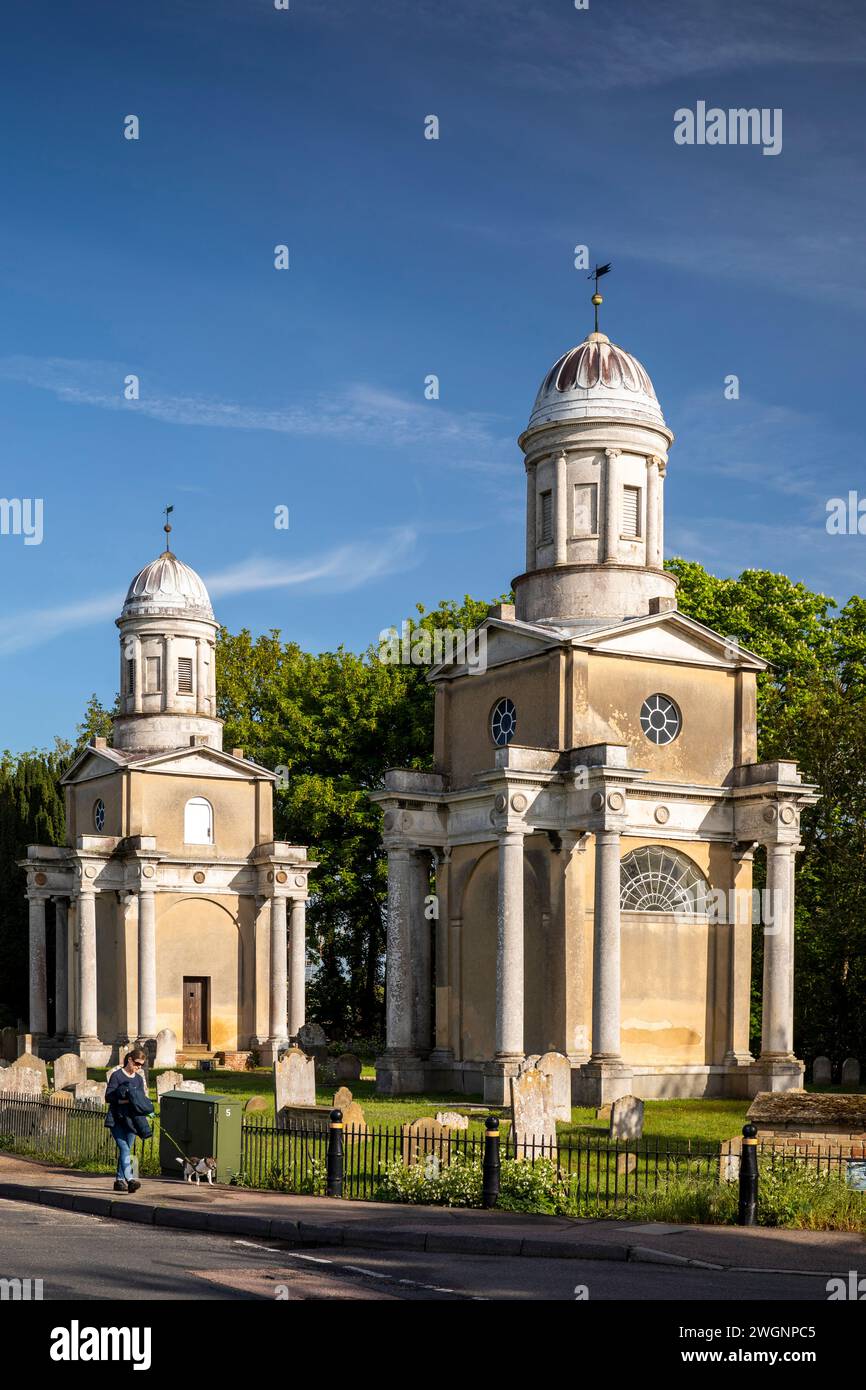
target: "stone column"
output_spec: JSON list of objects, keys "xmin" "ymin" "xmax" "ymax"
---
[
  {"xmin": 553, "ymin": 451, "xmax": 568, "ymax": 565},
  {"xmin": 431, "ymin": 851, "xmax": 453, "ymax": 1060},
  {"xmin": 524, "ymin": 461, "xmax": 537, "ymax": 572},
  {"xmin": 28, "ymin": 896, "xmax": 48, "ymax": 1037},
  {"xmin": 132, "ymin": 633, "xmax": 143, "ymax": 713},
  {"xmin": 268, "ymin": 894, "xmax": 289, "ymax": 1047},
  {"xmin": 76, "ymin": 887, "xmax": 98, "ymax": 1043},
  {"xmin": 760, "ymin": 844, "xmax": 795, "ymax": 1058},
  {"xmin": 288, "ymin": 898, "xmax": 306, "ymax": 1038},
  {"xmin": 495, "ymin": 830, "xmax": 525, "ymax": 1059},
  {"xmin": 723, "ymin": 849, "xmax": 755, "ymax": 1066},
  {"xmin": 645, "ymin": 456, "xmax": 660, "ymax": 568},
  {"xmin": 137, "ymin": 888, "xmax": 157, "ymax": 1040},
  {"xmin": 412, "ymin": 851, "xmax": 432, "ymax": 1055},
  {"xmin": 603, "ymin": 449, "xmax": 620, "ymax": 562},
  {"xmin": 590, "ymin": 829, "xmax": 623, "ymax": 1060},
  {"xmin": 54, "ymin": 898, "xmax": 69, "ymax": 1037},
  {"xmin": 162, "ymin": 635, "xmax": 174, "ymax": 713},
  {"xmin": 196, "ymin": 638, "xmax": 208, "ymax": 715},
  {"xmin": 384, "ymin": 846, "xmax": 415, "ymax": 1054}
]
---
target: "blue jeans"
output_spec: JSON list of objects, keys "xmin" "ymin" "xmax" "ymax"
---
[{"xmin": 113, "ymin": 1124, "xmax": 136, "ymax": 1182}]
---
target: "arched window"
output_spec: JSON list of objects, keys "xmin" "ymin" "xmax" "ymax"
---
[
  {"xmin": 620, "ymin": 845, "xmax": 709, "ymax": 915},
  {"xmin": 184, "ymin": 797, "xmax": 213, "ymax": 846}
]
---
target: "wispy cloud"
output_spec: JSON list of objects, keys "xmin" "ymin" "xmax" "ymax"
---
[
  {"xmin": 0, "ymin": 529, "xmax": 419, "ymax": 655},
  {"xmin": 0, "ymin": 357, "xmax": 512, "ymax": 473}
]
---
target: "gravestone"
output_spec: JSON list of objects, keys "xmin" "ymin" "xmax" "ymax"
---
[
  {"xmin": 335, "ymin": 1052, "xmax": 362, "ymax": 1082},
  {"xmin": 510, "ymin": 1070, "xmax": 556, "ymax": 1156},
  {"xmin": 155, "ymin": 1029, "xmax": 177, "ymax": 1068},
  {"xmin": 53, "ymin": 1052, "xmax": 87, "ymax": 1093},
  {"xmin": 11, "ymin": 1052, "xmax": 48, "ymax": 1086},
  {"xmin": 596, "ymin": 1104, "xmax": 611, "ymax": 1122},
  {"xmin": 244, "ymin": 1096, "xmax": 269, "ymax": 1113},
  {"xmin": 435, "ymin": 1110, "xmax": 469, "ymax": 1130},
  {"xmin": 156, "ymin": 1070, "xmax": 184, "ymax": 1101},
  {"xmin": 179, "ymin": 1079, "xmax": 205, "ymax": 1093},
  {"xmin": 74, "ymin": 1079, "xmax": 107, "ymax": 1107},
  {"xmin": 610, "ymin": 1095, "xmax": 644, "ymax": 1142},
  {"xmin": 616, "ymin": 1152, "xmax": 638, "ymax": 1177},
  {"xmin": 841, "ymin": 1057, "xmax": 861, "ymax": 1087},
  {"xmin": 1, "ymin": 1026, "xmax": 16, "ymax": 1061},
  {"xmin": 274, "ymin": 1048, "xmax": 316, "ymax": 1112},
  {"xmin": 537, "ymin": 1052, "xmax": 571, "ymax": 1123},
  {"xmin": 339, "ymin": 1101, "xmax": 367, "ymax": 1133},
  {"xmin": 401, "ymin": 1117, "xmax": 454, "ymax": 1167},
  {"xmin": 0, "ymin": 1066, "xmax": 42, "ymax": 1096},
  {"xmin": 812, "ymin": 1055, "xmax": 832, "ymax": 1085},
  {"xmin": 135, "ymin": 1038, "xmax": 157, "ymax": 1068},
  {"xmin": 333, "ymin": 1086, "xmax": 354, "ymax": 1110},
  {"xmin": 48, "ymin": 1090, "xmax": 74, "ymax": 1107},
  {"xmin": 297, "ymin": 1022, "xmax": 328, "ymax": 1056},
  {"xmin": 518, "ymin": 1054, "xmax": 541, "ymax": 1074},
  {"xmin": 16, "ymin": 1033, "xmax": 35, "ymax": 1058}
]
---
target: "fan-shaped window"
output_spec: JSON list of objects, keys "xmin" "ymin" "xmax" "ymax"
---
[
  {"xmin": 184, "ymin": 797, "xmax": 213, "ymax": 846},
  {"xmin": 620, "ymin": 846, "xmax": 709, "ymax": 915}
]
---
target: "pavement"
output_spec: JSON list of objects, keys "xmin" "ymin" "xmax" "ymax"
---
[{"xmin": 1, "ymin": 1151, "xmax": 863, "ymax": 1276}]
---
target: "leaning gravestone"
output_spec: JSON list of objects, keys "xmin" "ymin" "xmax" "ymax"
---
[
  {"xmin": 435, "ymin": 1110, "xmax": 469, "ymax": 1130},
  {"xmin": 510, "ymin": 1070, "xmax": 556, "ymax": 1156},
  {"xmin": 401, "ymin": 1117, "xmax": 453, "ymax": 1167},
  {"xmin": 333, "ymin": 1086, "xmax": 354, "ymax": 1110},
  {"xmin": 154, "ymin": 1029, "xmax": 177, "ymax": 1068},
  {"xmin": 11, "ymin": 1052, "xmax": 48, "ymax": 1086},
  {"xmin": 244, "ymin": 1096, "xmax": 269, "ymax": 1113},
  {"xmin": 53, "ymin": 1052, "xmax": 87, "ymax": 1093},
  {"xmin": 335, "ymin": 1052, "xmax": 362, "ymax": 1082},
  {"xmin": 812, "ymin": 1055, "xmax": 832, "ymax": 1085},
  {"xmin": 610, "ymin": 1094, "xmax": 644, "ymax": 1141},
  {"xmin": 339, "ymin": 1100, "xmax": 367, "ymax": 1133},
  {"xmin": 841, "ymin": 1057, "xmax": 861, "ymax": 1087},
  {"xmin": 274, "ymin": 1047, "xmax": 316, "ymax": 1111},
  {"xmin": 1, "ymin": 1027, "xmax": 16, "ymax": 1061},
  {"xmin": 0, "ymin": 1066, "xmax": 42, "ymax": 1096},
  {"xmin": 156, "ymin": 1070, "xmax": 184, "ymax": 1101},
  {"xmin": 537, "ymin": 1052, "xmax": 571, "ymax": 1123},
  {"xmin": 74, "ymin": 1079, "xmax": 107, "ymax": 1107}
]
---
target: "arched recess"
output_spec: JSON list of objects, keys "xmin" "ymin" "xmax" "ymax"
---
[
  {"xmin": 156, "ymin": 895, "xmax": 248, "ymax": 1051},
  {"xmin": 459, "ymin": 845, "xmax": 543, "ymax": 1062}
]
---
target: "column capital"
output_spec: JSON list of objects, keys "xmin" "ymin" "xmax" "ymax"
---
[{"xmin": 605, "ymin": 447, "xmax": 621, "ymax": 460}]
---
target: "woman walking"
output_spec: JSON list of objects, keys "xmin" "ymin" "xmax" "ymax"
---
[{"xmin": 105, "ymin": 1049, "xmax": 153, "ymax": 1193}]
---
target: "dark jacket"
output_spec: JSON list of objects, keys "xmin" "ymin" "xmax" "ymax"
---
[{"xmin": 105, "ymin": 1068, "xmax": 154, "ymax": 1138}]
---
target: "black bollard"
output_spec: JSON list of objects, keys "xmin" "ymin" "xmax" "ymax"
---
[
  {"xmin": 482, "ymin": 1116, "xmax": 501, "ymax": 1209},
  {"xmin": 737, "ymin": 1122, "xmax": 758, "ymax": 1226},
  {"xmin": 326, "ymin": 1108, "xmax": 344, "ymax": 1198}
]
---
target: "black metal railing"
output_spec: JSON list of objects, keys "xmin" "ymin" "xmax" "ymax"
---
[{"xmin": 0, "ymin": 1094, "xmax": 861, "ymax": 1211}]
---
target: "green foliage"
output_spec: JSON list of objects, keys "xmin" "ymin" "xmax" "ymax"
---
[
  {"xmin": 757, "ymin": 1158, "xmax": 866, "ymax": 1231},
  {"xmin": 612, "ymin": 1176, "xmax": 738, "ymax": 1226}
]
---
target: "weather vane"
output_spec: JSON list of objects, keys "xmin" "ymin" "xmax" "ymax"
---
[
  {"xmin": 163, "ymin": 504, "xmax": 174, "ymax": 551},
  {"xmin": 587, "ymin": 262, "xmax": 612, "ymax": 334}
]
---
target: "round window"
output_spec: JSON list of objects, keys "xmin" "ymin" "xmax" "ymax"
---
[
  {"xmin": 640, "ymin": 694, "xmax": 681, "ymax": 746},
  {"xmin": 93, "ymin": 799, "xmax": 106, "ymax": 832},
  {"xmin": 491, "ymin": 697, "xmax": 517, "ymax": 747}
]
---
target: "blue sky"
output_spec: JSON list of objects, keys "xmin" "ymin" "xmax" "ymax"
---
[{"xmin": 2, "ymin": 0, "xmax": 866, "ymax": 751}]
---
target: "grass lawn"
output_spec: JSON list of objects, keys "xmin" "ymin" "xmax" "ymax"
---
[{"xmin": 93, "ymin": 1065, "xmax": 754, "ymax": 1144}]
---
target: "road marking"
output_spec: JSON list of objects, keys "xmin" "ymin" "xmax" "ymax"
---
[{"xmin": 233, "ymin": 1240, "xmax": 282, "ymax": 1253}]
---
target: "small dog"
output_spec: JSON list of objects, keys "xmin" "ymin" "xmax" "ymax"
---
[{"xmin": 176, "ymin": 1155, "xmax": 217, "ymax": 1185}]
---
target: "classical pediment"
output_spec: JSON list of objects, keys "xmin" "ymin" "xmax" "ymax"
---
[
  {"xmin": 579, "ymin": 612, "xmax": 767, "ymax": 671},
  {"xmin": 130, "ymin": 747, "xmax": 276, "ymax": 780},
  {"xmin": 60, "ymin": 748, "xmax": 128, "ymax": 785},
  {"xmin": 428, "ymin": 617, "xmax": 561, "ymax": 680}
]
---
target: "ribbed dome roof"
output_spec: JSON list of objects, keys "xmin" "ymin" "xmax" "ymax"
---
[
  {"xmin": 527, "ymin": 332, "xmax": 665, "ymax": 432},
  {"xmin": 122, "ymin": 550, "xmax": 214, "ymax": 619}
]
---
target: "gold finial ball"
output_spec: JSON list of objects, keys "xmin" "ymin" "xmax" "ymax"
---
[{"xmin": 591, "ymin": 293, "xmax": 603, "ymax": 306}]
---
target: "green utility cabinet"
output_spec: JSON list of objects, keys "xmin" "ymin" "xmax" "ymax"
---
[{"xmin": 159, "ymin": 1091, "xmax": 242, "ymax": 1184}]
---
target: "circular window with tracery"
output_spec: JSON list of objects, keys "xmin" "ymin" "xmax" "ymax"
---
[
  {"xmin": 620, "ymin": 845, "xmax": 708, "ymax": 915},
  {"xmin": 93, "ymin": 799, "xmax": 105, "ymax": 832},
  {"xmin": 640, "ymin": 693, "xmax": 681, "ymax": 746},
  {"xmin": 491, "ymin": 697, "xmax": 517, "ymax": 747}
]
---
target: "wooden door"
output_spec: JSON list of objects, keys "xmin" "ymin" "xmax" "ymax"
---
[{"xmin": 183, "ymin": 977, "xmax": 209, "ymax": 1046}]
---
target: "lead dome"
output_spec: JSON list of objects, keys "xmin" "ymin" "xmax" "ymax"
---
[
  {"xmin": 122, "ymin": 550, "xmax": 214, "ymax": 619},
  {"xmin": 526, "ymin": 331, "xmax": 666, "ymax": 433}
]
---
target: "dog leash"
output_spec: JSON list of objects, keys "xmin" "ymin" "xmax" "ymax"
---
[{"xmin": 159, "ymin": 1123, "xmax": 195, "ymax": 1168}]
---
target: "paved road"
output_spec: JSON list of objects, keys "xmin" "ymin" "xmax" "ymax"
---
[{"xmin": 0, "ymin": 1198, "xmax": 843, "ymax": 1301}]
